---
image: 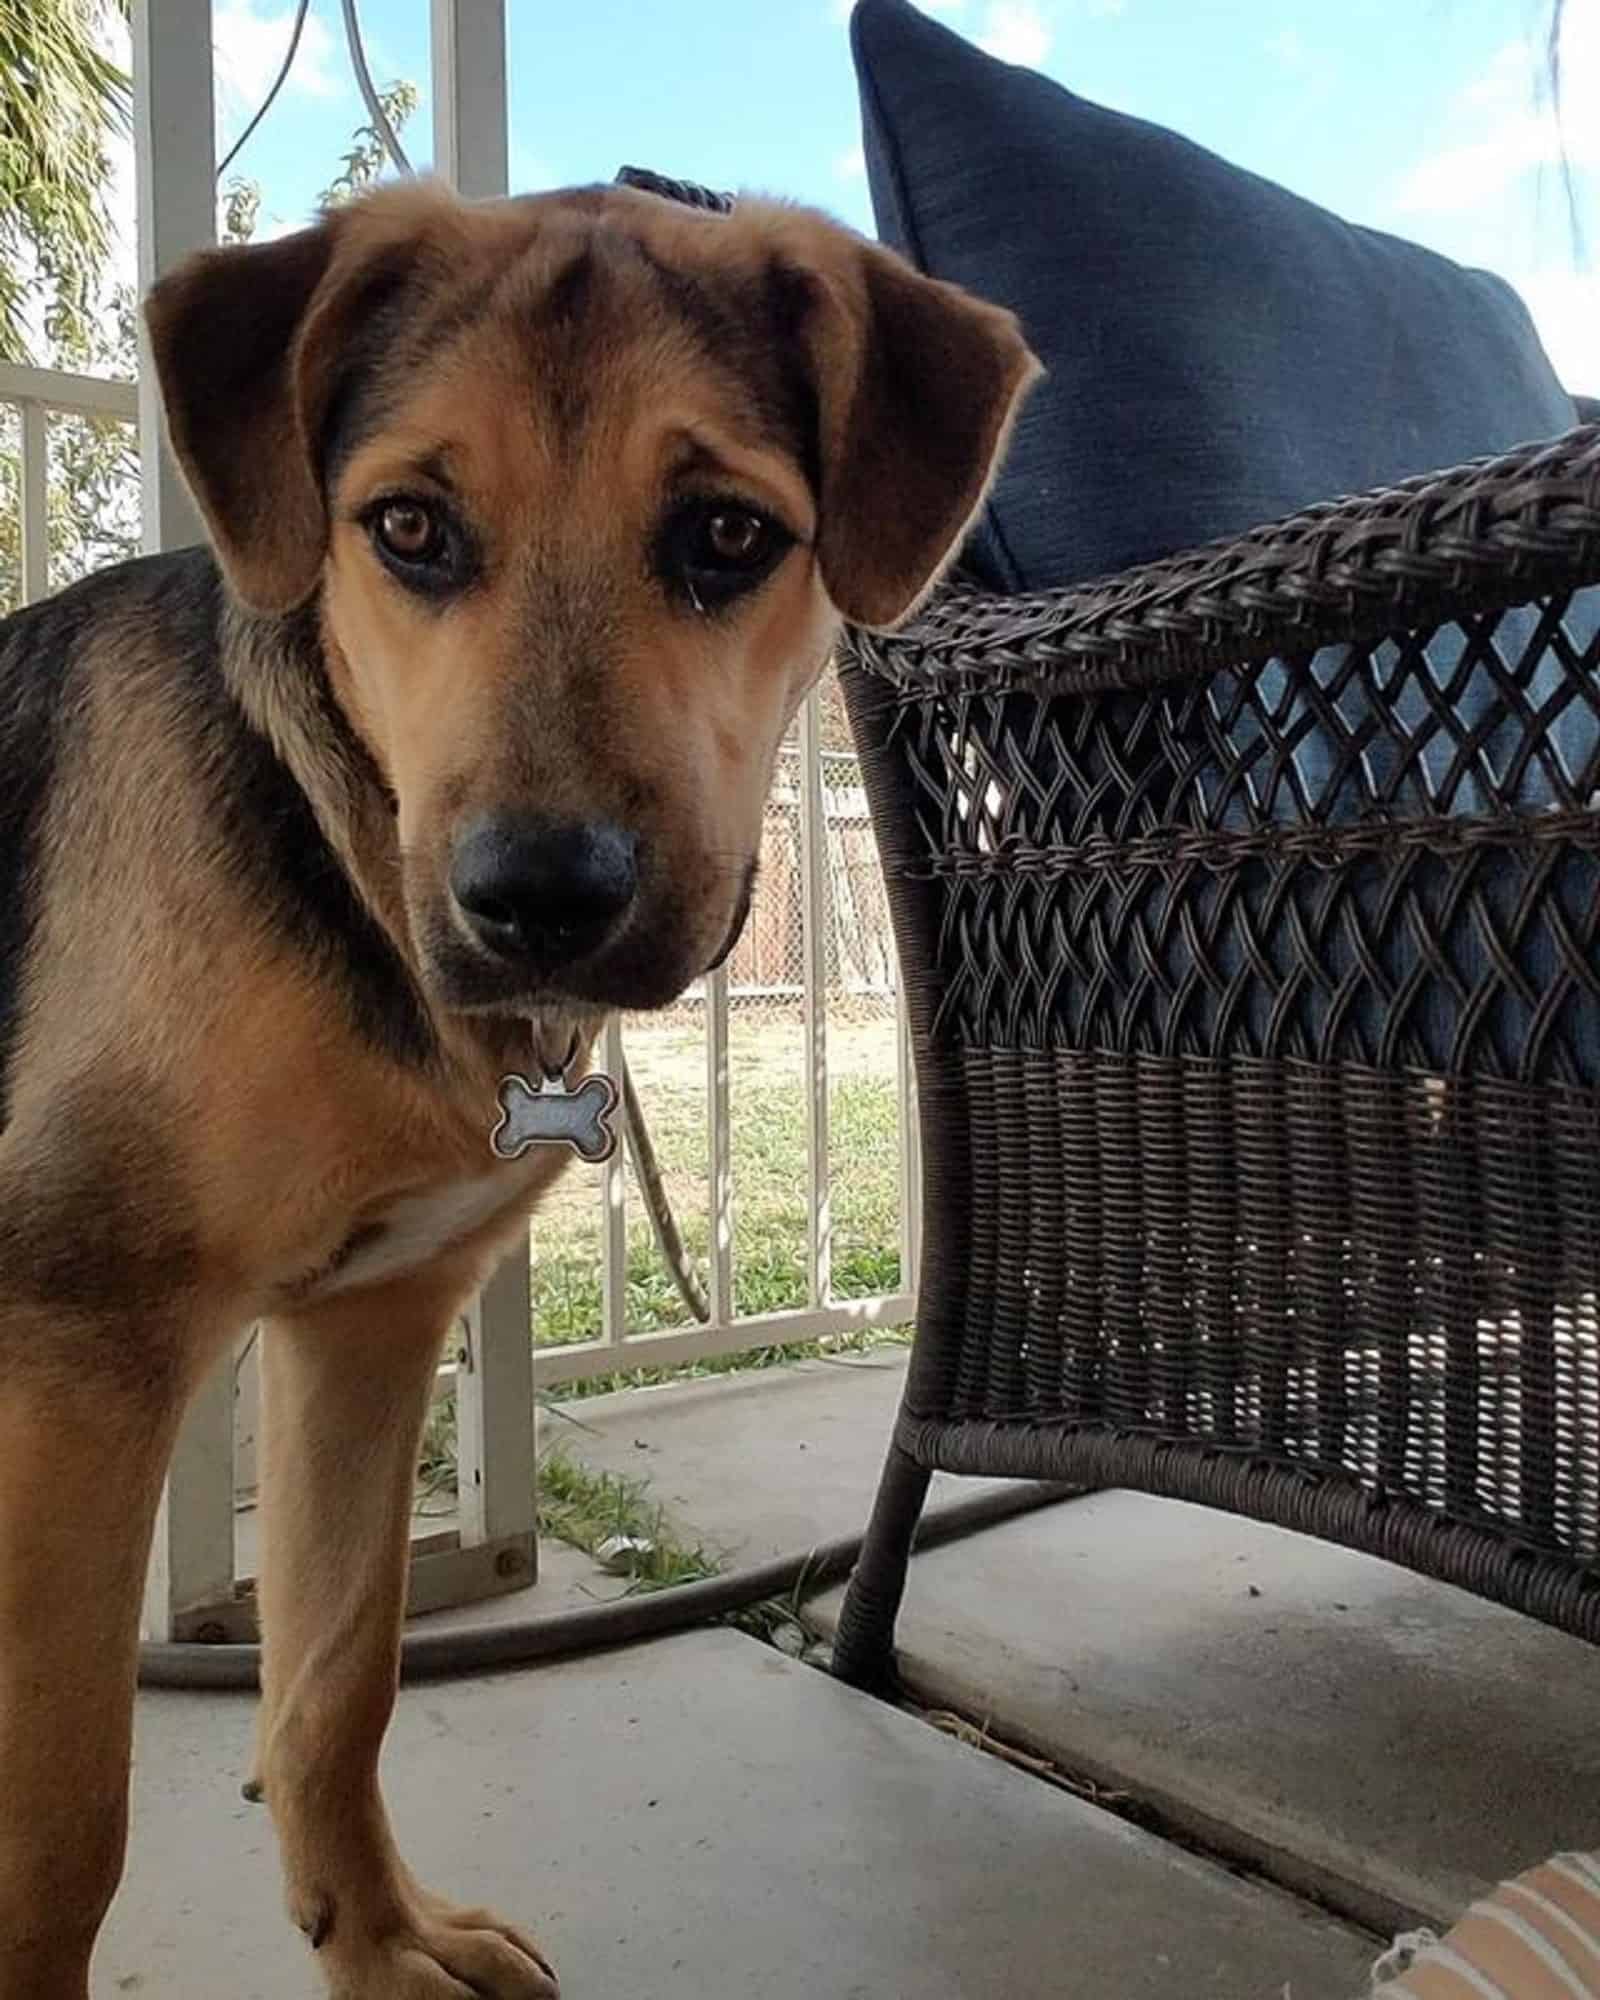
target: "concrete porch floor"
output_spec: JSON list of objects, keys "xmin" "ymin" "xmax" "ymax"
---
[
  {"xmin": 110, "ymin": 1348, "xmax": 1599, "ymax": 1995},
  {"xmin": 111, "ymin": 1629, "xmax": 1369, "ymax": 1998},
  {"xmin": 553, "ymin": 1350, "xmax": 1600, "ymax": 1930}
]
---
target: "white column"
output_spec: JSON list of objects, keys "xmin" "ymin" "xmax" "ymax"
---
[
  {"xmin": 430, "ymin": 0, "xmax": 509, "ymax": 198},
  {"xmin": 132, "ymin": 0, "xmax": 212, "ymax": 557},
  {"xmin": 133, "ymin": 0, "xmax": 240, "ymax": 1642},
  {"xmin": 427, "ymin": 0, "xmax": 537, "ymax": 1601}
]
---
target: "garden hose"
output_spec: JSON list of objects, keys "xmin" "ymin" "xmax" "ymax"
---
[{"xmin": 136, "ymin": 1483, "xmax": 1075, "ymax": 1689}]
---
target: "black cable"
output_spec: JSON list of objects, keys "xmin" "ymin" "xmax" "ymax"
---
[
  {"xmin": 340, "ymin": 0, "xmax": 413, "ymax": 176},
  {"xmin": 215, "ymin": 0, "xmax": 311, "ymax": 181}
]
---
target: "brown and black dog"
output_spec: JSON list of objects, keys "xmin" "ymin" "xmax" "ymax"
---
[{"xmin": 0, "ymin": 177, "xmax": 1037, "ymax": 1997}]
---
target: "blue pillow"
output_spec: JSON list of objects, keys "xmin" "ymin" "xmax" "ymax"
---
[{"xmin": 851, "ymin": 0, "xmax": 1579, "ymax": 594}]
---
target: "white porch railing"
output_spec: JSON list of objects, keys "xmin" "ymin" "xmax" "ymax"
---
[
  {"xmin": 3, "ymin": 0, "xmax": 919, "ymax": 1647},
  {"xmin": 532, "ymin": 697, "xmax": 921, "ymax": 1391},
  {"xmin": 0, "ymin": 361, "xmax": 138, "ymax": 606}
]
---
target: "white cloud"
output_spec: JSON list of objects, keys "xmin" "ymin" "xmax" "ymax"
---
[
  {"xmin": 833, "ymin": 144, "xmax": 867, "ymax": 183},
  {"xmin": 1267, "ymin": 28, "xmax": 1311, "ymax": 75},
  {"xmin": 1379, "ymin": 11, "xmax": 1598, "ymax": 389},
  {"xmin": 1390, "ymin": 12, "xmax": 1599, "ymax": 218},
  {"xmin": 979, "ymin": 0, "xmax": 1051, "ymax": 68},
  {"xmin": 213, "ymin": 0, "xmax": 340, "ymax": 130},
  {"xmin": 1510, "ymin": 266, "xmax": 1600, "ymax": 393},
  {"xmin": 1393, "ymin": 129, "xmax": 1537, "ymax": 216}
]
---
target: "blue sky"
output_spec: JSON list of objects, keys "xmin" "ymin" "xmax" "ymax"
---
[{"xmin": 195, "ymin": 0, "xmax": 1595, "ymax": 386}]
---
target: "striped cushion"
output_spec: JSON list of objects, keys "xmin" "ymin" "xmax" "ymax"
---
[{"xmin": 1372, "ymin": 1854, "xmax": 1600, "ymax": 1998}]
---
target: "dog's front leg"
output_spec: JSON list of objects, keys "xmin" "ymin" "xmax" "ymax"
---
[
  {"xmin": 255, "ymin": 1272, "xmax": 558, "ymax": 2000},
  {"xmin": 0, "ymin": 1315, "xmax": 189, "ymax": 2000}
]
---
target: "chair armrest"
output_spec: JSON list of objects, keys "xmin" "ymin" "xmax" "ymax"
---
[{"xmin": 844, "ymin": 423, "xmax": 1600, "ymax": 697}]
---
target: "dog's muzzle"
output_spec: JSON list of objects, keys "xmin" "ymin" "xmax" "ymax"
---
[{"xmin": 449, "ymin": 813, "xmax": 638, "ymax": 974}]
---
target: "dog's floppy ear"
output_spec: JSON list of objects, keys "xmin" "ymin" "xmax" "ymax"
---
[
  {"xmin": 143, "ymin": 183, "xmax": 466, "ymax": 614},
  {"xmin": 794, "ymin": 236, "xmax": 1041, "ymax": 630}
]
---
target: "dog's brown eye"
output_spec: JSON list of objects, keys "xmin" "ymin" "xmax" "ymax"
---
[
  {"xmin": 659, "ymin": 497, "xmax": 793, "ymax": 613},
  {"xmin": 363, "ymin": 494, "xmax": 475, "ymax": 599},
  {"xmin": 375, "ymin": 500, "xmax": 440, "ymax": 563},
  {"xmin": 703, "ymin": 511, "xmax": 768, "ymax": 566}
]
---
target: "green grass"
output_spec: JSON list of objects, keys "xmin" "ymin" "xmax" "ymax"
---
[
  {"xmin": 416, "ymin": 1393, "xmax": 461, "ymax": 1512},
  {"xmin": 535, "ymin": 1445, "xmax": 721, "ymax": 1591},
  {"xmin": 417, "ymin": 1399, "xmax": 720, "ymax": 1588},
  {"xmin": 529, "ymin": 1017, "xmax": 906, "ymax": 1346}
]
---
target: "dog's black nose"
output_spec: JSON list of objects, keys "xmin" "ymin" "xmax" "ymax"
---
[{"xmin": 450, "ymin": 816, "xmax": 638, "ymax": 967}]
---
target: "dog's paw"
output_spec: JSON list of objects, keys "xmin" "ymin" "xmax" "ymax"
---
[{"xmin": 319, "ymin": 1899, "xmax": 559, "ymax": 1999}]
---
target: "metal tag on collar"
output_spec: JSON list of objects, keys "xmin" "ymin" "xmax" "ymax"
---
[{"xmin": 491, "ymin": 1067, "xmax": 620, "ymax": 1165}]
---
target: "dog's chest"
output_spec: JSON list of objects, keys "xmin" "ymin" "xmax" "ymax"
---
[{"xmin": 308, "ymin": 1171, "xmax": 522, "ymax": 1299}]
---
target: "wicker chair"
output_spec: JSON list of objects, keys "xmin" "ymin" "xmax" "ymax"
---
[{"xmin": 832, "ymin": 422, "xmax": 1600, "ymax": 1691}]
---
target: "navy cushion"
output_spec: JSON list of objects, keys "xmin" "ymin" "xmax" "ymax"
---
[
  {"xmin": 851, "ymin": 0, "xmax": 1579, "ymax": 594},
  {"xmin": 852, "ymin": 0, "xmax": 1598, "ymax": 1083}
]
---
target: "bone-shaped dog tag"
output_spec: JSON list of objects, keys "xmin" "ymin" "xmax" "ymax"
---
[{"xmin": 491, "ymin": 1071, "xmax": 620, "ymax": 1164}]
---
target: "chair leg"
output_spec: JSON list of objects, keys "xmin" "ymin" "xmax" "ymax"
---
[{"xmin": 831, "ymin": 1444, "xmax": 933, "ymax": 1694}]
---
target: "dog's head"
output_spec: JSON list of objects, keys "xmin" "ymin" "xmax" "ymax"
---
[{"xmin": 145, "ymin": 180, "xmax": 1038, "ymax": 1027}]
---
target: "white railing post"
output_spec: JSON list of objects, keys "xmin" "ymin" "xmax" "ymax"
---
[
  {"xmin": 425, "ymin": 0, "xmax": 539, "ymax": 1608},
  {"xmin": 143, "ymin": 1361, "xmax": 244, "ymax": 1643},
  {"xmin": 897, "ymin": 979, "xmax": 923, "ymax": 1292},
  {"xmin": 1, "ymin": 363, "xmax": 140, "ymax": 611},
  {"xmin": 600, "ymin": 1016, "xmax": 629, "ymax": 1355},
  {"xmin": 18, "ymin": 399, "xmax": 48, "ymax": 605},
  {"xmin": 132, "ymin": 0, "xmax": 242, "ymax": 1643},
  {"xmin": 797, "ymin": 693, "xmax": 833, "ymax": 1307},
  {"xmin": 706, "ymin": 966, "xmax": 735, "ymax": 1324}
]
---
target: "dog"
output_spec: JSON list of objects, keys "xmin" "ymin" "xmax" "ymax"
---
[{"xmin": 0, "ymin": 175, "xmax": 1037, "ymax": 1997}]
